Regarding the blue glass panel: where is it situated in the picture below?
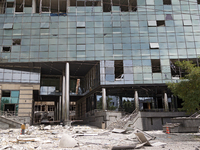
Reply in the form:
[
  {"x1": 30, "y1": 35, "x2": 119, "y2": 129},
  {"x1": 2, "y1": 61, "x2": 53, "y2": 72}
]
[{"x1": 11, "y1": 91, "x2": 19, "y2": 98}]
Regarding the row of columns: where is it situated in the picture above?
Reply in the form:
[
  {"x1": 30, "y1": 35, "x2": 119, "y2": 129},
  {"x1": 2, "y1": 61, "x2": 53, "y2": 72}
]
[{"x1": 101, "y1": 88, "x2": 169, "y2": 111}]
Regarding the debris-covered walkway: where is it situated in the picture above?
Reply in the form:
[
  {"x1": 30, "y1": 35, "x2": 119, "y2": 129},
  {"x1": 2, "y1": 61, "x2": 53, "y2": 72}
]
[{"x1": 0, "y1": 125, "x2": 200, "y2": 150}]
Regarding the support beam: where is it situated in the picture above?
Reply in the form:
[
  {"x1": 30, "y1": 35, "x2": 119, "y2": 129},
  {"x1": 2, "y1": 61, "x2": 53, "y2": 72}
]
[
  {"x1": 134, "y1": 91, "x2": 139, "y2": 110},
  {"x1": 62, "y1": 73, "x2": 65, "y2": 121},
  {"x1": 164, "y1": 93, "x2": 169, "y2": 111},
  {"x1": 65, "y1": 62, "x2": 70, "y2": 121},
  {"x1": 102, "y1": 88, "x2": 107, "y2": 110}
]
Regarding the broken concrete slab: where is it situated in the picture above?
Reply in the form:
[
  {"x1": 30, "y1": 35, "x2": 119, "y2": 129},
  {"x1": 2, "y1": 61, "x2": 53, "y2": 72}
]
[
  {"x1": 59, "y1": 134, "x2": 78, "y2": 148},
  {"x1": 134, "y1": 132, "x2": 151, "y2": 146},
  {"x1": 112, "y1": 128, "x2": 126, "y2": 133}
]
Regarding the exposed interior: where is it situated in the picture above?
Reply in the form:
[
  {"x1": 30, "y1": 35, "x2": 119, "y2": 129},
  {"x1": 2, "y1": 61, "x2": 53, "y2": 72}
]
[
  {"x1": 157, "y1": 20, "x2": 165, "y2": 26},
  {"x1": 114, "y1": 60, "x2": 123, "y2": 78},
  {"x1": 2, "y1": 47, "x2": 11, "y2": 52},
  {"x1": 12, "y1": 39, "x2": 21, "y2": 45},
  {"x1": 151, "y1": 59, "x2": 161, "y2": 73},
  {"x1": 163, "y1": 0, "x2": 171, "y2": 5}
]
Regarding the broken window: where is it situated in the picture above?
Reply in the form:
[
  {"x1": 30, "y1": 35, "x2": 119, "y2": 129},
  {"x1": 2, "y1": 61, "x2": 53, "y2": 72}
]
[
  {"x1": 129, "y1": 0, "x2": 137, "y2": 11},
  {"x1": 170, "y1": 59, "x2": 180, "y2": 79},
  {"x1": 70, "y1": 0, "x2": 76, "y2": 6},
  {"x1": 2, "y1": 47, "x2": 11, "y2": 52},
  {"x1": 59, "y1": 0, "x2": 66, "y2": 13},
  {"x1": 51, "y1": 0, "x2": 58, "y2": 13},
  {"x1": 198, "y1": 0, "x2": 200, "y2": 4},
  {"x1": 42, "y1": 0, "x2": 50, "y2": 12},
  {"x1": 12, "y1": 39, "x2": 21, "y2": 45},
  {"x1": 151, "y1": 59, "x2": 161, "y2": 73},
  {"x1": 170, "y1": 59, "x2": 197, "y2": 79},
  {"x1": 115, "y1": 60, "x2": 124, "y2": 79},
  {"x1": 112, "y1": 0, "x2": 130, "y2": 12},
  {"x1": 35, "y1": 0, "x2": 39, "y2": 13},
  {"x1": 2, "y1": 90, "x2": 11, "y2": 97},
  {"x1": 150, "y1": 43, "x2": 159, "y2": 49},
  {"x1": 77, "y1": 1, "x2": 85, "y2": 6},
  {"x1": 0, "y1": 0, "x2": 6, "y2": 14},
  {"x1": 86, "y1": 1, "x2": 100, "y2": 6},
  {"x1": 163, "y1": 0, "x2": 171, "y2": 5},
  {"x1": 103, "y1": 0, "x2": 111, "y2": 12},
  {"x1": 15, "y1": 0, "x2": 23, "y2": 12},
  {"x1": 157, "y1": 20, "x2": 165, "y2": 26},
  {"x1": 25, "y1": 0, "x2": 32, "y2": 7},
  {"x1": 120, "y1": 0, "x2": 128, "y2": 11},
  {"x1": 7, "y1": 2, "x2": 14, "y2": 8}
]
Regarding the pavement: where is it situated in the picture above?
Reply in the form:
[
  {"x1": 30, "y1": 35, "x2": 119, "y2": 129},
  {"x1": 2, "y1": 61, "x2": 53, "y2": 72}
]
[{"x1": 0, "y1": 125, "x2": 200, "y2": 150}]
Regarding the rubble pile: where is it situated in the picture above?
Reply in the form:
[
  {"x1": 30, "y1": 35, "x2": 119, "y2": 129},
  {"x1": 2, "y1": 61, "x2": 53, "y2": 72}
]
[
  {"x1": 0, "y1": 124, "x2": 199, "y2": 150},
  {"x1": 107, "y1": 109, "x2": 138, "y2": 130}
]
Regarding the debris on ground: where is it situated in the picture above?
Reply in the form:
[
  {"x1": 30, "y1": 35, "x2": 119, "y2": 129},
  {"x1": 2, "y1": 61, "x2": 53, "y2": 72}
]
[{"x1": 0, "y1": 124, "x2": 200, "y2": 150}]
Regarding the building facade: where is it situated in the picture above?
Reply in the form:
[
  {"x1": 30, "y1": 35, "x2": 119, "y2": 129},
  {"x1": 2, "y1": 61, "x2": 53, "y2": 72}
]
[{"x1": 0, "y1": 0, "x2": 196, "y2": 127}]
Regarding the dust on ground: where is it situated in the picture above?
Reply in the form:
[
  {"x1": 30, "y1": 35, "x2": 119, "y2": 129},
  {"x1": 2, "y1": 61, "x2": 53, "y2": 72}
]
[{"x1": 0, "y1": 125, "x2": 200, "y2": 150}]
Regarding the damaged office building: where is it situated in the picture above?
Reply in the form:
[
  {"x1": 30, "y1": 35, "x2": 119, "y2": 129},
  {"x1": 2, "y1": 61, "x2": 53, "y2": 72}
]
[{"x1": 0, "y1": 0, "x2": 197, "y2": 130}]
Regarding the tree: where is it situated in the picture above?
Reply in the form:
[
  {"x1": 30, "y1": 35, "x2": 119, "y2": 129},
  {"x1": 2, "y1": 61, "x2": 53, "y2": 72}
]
[
  {"x1": 122, "y1": 99, "x2": 134, "y2": 113},
  {"x1": 97, "y1": 96, "x2": 117, "y2": 110},
  {"x1": 167, "y1": 60, "x2": 200, "y2": 113}
]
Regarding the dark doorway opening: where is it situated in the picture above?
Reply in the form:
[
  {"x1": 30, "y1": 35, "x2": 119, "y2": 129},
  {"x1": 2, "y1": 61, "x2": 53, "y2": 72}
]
[{"x1": 4, "y1": 104, "x2": 15, "y2": 111}]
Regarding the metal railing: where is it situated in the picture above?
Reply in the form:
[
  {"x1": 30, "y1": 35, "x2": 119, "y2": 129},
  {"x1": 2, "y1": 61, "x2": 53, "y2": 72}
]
[{"x1": 0, "y1": 110, "x2": 18, "y2": 117}]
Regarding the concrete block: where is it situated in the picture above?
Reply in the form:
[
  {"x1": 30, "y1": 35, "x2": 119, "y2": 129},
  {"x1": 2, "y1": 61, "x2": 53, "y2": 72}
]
[{"x1": 59, "y1": 134, "x2": 78, "y2": 148}]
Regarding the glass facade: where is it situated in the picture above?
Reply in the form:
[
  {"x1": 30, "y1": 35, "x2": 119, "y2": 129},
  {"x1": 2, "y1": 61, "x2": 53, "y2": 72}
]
[{"x1": 0, "y1": 0, "x2": 199, "y2": 84}]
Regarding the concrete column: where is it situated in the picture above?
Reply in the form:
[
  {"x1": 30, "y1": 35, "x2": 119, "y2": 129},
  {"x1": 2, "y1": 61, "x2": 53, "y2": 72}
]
[
  {"x1": 62, "y1": 73, "x2": 65, "y2": 121},
  {"x1": 32, "y1": 0, "x2": 36, "y2": 13},
  {"x1": 164, "y1": 93, "x2": 169, "y2": 111},
  {"x1": 54, "y1": 102, "x2": 57, "y2": 121},
  {"x1": 134, "y1": 91, "x2": 139, "y2": 110},
  {"x1": 59, "y1": 96, "x2": 62, "y2": 121},
  {"x1": 57, "y1": 101, "x2": 59, "y2": 121},
  {"x1": 102, "y1": 88, "x2": 107, "y2": 110},
  {"x1": 65, "y1": 62, "x2": 70, "y2": 121}
]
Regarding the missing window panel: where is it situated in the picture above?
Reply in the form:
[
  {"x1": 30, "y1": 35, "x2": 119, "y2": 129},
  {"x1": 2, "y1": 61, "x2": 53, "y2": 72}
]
[
  {"x1": 157, "y1": 20, "x2": 165, "y2": 26},
  {"x1": 129, "y1": 0, "x2": 137, "y2": 12},
  {"x1": 115, "y1": 60, "x2": 124, "y2": 78},
  {"x1": 25, "y1": 0, "x2": 32, "y2": 7},
  {"x1": 151, "y1": 59, "x2": 161, "y2": 73},
  {"x1": 15, "y1": 0, "x2": 23, "y2": 12},
  {"x1": 7, "y1": 2, "x2": 14, "y2": 8},
  {"x1": 163, "y1": 0, "x2": 171, "y2": 5},
  {"x1": 2, "y1": 46, "x2": 11, "y2": 52},
  {"x1": 103, "y1": 0, "x2": 111, "y2": 12},
  {"x1": 12, "y1": 39, "x2": 21, "y2": 45}
]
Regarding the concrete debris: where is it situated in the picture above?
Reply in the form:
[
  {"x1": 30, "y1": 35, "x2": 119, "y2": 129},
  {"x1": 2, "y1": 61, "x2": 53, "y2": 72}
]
[
  {"x1": 0, "y1": 124, "x2": 199, "y2": 150},
  {"x1": 59, "y1": 134, "x2": 78, "y2": 148},
  {"x1": 43, "y1": 125, "x2": 51, "y2": 130},
  {"x1": 107, "y1": 109, "x2": 138, "y2": 130},
  {"x1": 112, "y1": 128, "x2": 126, "y2": 133},
  {"x1": 134, "y1": 132, "x2": 151, "y2": 146}
]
